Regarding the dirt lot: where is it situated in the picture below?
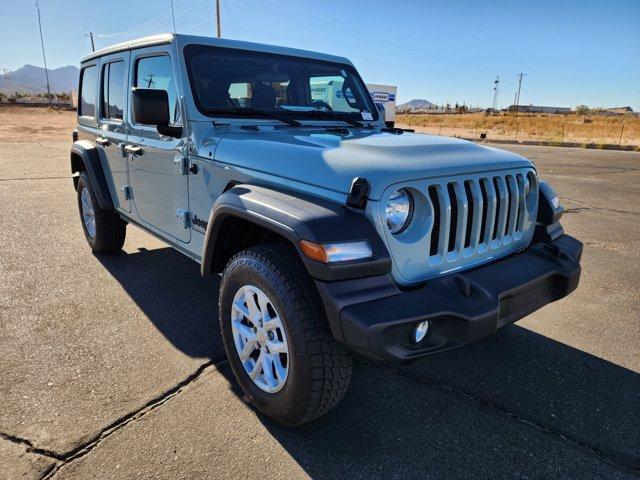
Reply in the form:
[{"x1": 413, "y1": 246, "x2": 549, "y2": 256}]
[
  {"x1": 397, "y1": 112, "x2": 640, "y2": 147},
  {"x1": 1, "y1": 108, "x2": 639, "y2": 479},
  {"x1": 0, "y1": 106, "x2": 76, "y2": 142}
]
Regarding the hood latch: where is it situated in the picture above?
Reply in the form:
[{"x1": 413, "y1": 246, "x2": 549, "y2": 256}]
[{"x1": 347, "y1": 177, "x2": 370, "y2": 210}]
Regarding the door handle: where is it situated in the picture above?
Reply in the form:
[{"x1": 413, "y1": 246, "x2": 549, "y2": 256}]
[
  {"x1": 124, "y1": 145, "x2": 143, "y2": 156},
  {"x1": 95, "y1": 137, "x2": 110, "y2": 147}
]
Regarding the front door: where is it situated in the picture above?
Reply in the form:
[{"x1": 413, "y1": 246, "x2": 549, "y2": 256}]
[
  {"x1": 126, "y1": 49, "x2": 190, "y2": 242},
  {"x1": 96, "y1": 52, "x2": 131, "y2": 212}
]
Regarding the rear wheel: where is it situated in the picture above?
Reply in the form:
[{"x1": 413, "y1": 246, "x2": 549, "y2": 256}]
[
  {"x1": 219, "y1": 243, "x2": 353, "y2": 426},
  {"x1": 76, "y1": 172, "x2": 126, "y2": 253}
]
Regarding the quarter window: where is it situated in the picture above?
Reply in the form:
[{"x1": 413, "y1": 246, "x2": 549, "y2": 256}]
[
  {"x1": 79, "y1": 65, "x2": 97, "y2": 117},
  {"x1": 135, "y1": 55, "x2": 179, "y2": 124},
  {"x1": 101, "y1": 61, "x2": 125, "y2": 120}
]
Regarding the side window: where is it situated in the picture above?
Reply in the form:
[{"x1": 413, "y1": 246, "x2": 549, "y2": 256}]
[
  {"x1": 101, "y1": 61, "x2": 125, "y2": 120},
  {"x1": 79, "y1": 65, "x2": 97, "y2": 117},
  {"x1": 135, "y1": 55, "x2": 179, "y2": 124}
]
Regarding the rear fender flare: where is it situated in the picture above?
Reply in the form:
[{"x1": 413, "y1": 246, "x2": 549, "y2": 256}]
[{"x1": 70, "y1": 140, "x2": 114, "y2": 210}]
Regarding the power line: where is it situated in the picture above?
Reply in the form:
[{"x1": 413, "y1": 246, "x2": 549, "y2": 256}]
[
  {"x1": 223, "y1": 0, "x2": 240, "y2": 37},
  {"x1": 35, "y1": 0, "x2": 52, "y2": 108}
]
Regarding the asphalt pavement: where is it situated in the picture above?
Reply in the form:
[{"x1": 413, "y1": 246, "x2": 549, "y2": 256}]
[{"x1": 1, "y1": 140, "x2": 638, "y2": 479}]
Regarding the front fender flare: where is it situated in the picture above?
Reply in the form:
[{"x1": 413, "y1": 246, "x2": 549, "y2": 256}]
[{"x1": 201, "y1": 184, "x2": 391, "y2": 282}]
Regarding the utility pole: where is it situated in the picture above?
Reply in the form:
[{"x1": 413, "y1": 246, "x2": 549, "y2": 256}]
[
  {"x1": 35, "y1": 0, "x2": 53, "y2": 108},
  {"x1": 514, "y1": 73, "x2": 526, "y2": 116},
  {"x1": 216, "y1": 0, "x2": 221, "y2": 37},
  {"x1": 170, "y1": 0, "x2": 177, "y2": 33},
  {"x1": 86, "y1": 32, "x2": 95, "y2": 52},
  {"x1": 491, "y1": 75, "x2": 500, "y2": 111}
]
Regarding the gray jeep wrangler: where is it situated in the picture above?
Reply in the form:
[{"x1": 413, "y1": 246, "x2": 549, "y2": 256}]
[{"x1": 71, "y1": 34, "x2": 582, "y2": 425}]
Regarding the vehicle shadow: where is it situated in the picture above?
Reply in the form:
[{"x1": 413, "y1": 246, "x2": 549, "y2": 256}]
[
  {"x1": 95, "y1": 246, "x2": 223, "y2": 360},
  {"x1": 97, "y1": 246, "x2": 640, "y2": 479}
]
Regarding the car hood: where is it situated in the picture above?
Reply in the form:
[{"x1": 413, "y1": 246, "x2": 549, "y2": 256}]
[{"x1": 195, "y1": 124, "x2": 534, "y2": 200}]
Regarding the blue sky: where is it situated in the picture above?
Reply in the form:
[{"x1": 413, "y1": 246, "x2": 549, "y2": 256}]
[{"x1": 1, "y1": 0, "x2": 638, "y2": 109}]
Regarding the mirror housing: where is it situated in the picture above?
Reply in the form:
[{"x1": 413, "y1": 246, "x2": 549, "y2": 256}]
[
  {"x1": 131, "y1": 88, "x2": 183, "y2": 139},
  {"x1": 132, "y1": 88, "x2": 169, "y2": 125}
]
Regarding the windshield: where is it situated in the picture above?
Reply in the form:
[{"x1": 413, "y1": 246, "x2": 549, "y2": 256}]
[{"x1": 184, "y1": 44, "x2": 378, "y2": 123}]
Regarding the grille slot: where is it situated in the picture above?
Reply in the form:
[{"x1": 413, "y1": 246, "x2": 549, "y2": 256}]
[
  {"x1": 447, "y1": 184, "x2": 458, "y2": 252},
  {"x1": 463, "y1": 181, "x2": 474, "y2": 248},
  {"x1": 428, "y1": 186, "x2": 440, "y2": 257}
]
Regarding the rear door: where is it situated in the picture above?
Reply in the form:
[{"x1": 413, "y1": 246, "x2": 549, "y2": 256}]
[
  {"x1": 126, "y1": 48, "x2": 190, "y2": 242},
  {"x1": 96, "y1": 52, "x2": 131, "y2": 212}
]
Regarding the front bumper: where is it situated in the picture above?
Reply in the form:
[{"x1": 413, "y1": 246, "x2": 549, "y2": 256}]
[{"x1": 315, "y1": 235, "x2": 582, "y2": 362}]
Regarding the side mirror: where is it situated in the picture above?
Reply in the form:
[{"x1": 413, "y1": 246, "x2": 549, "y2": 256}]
[{"x1": 131, "y1": 88, "x2": 182, "y2": 138}]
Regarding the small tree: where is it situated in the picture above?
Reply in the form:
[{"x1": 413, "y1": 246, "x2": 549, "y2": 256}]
[{"x1": 575, "y1": 104, "x2": 590, "y2": 115}]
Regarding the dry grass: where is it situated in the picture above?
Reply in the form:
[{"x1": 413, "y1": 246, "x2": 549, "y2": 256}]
[
  {"x1": 1, "y1": 106, "x2": 638, "y2": 149},
  {"x1": 397, "y1": 112, "x2": 640, "y2": 147},
  {"x1": 0, "y1": 106, "x2": 76, "y2": 142}
]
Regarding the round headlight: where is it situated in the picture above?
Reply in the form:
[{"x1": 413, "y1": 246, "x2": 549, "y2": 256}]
[{"x1": 386, "y1": 189, "x2": 413, "y2": 234}]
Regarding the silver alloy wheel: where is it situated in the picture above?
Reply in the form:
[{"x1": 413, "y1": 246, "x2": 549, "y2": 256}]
[
  {"x1": 80, "y1": 187, "x2": 96, "y2": 238},
  {"x1": 231, "y1": 285, "x2": 290, "y2": 393}
]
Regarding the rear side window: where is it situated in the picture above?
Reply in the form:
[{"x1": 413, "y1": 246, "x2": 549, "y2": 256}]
[
  {"x1": 79, "y1": 65, "x2": 97, "y2": 117},
  {"x1": 134, "y1": 55, "x2": 178, "y2": 124},
  {"x1": 101, "y1": 61, "x2": 125, "y2": 120}
]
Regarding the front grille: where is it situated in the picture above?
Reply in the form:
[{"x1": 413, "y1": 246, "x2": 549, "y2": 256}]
[
  {"x1": 372, "y1": 167, "x2": 537, "y2": 285},
  {"x1": 426, "y1": 171, "x2": 532, "y2": 261}
]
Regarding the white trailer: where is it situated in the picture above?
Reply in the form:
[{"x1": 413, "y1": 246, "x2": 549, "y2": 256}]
[{"x1": 366, "y1": 83, "x2": 397, "y2": 127}]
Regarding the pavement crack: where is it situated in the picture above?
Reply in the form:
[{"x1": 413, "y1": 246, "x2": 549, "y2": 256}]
[
  {"x1": 563, "y1": 197, "x2": 640, "y2": 216},
  {"x1": 373, "y1": 364, "x2": 640, "y2": 477},
  {"x1": 38, "y1": 357, "x2": 226, "y2": 479},
  {"x1": 0, "y1": 432, "x2": 64, "y2": 461}
]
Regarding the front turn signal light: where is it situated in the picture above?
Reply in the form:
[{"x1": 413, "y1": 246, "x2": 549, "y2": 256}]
[{"x1": 299, "y1": 240, "x2": 373, "y2": 263}]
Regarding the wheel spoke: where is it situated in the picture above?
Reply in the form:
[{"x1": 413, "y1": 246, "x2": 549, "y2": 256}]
[
  {"x1": 245, "y1": 291, "x2": 261, "y2": 322},
  {"x1": 250, "y1": 350, "x2": 264, "y2": 380},
  {"x1": 238, "y1": 339, "x2": 257, "y2": 361},
  {"x1": 271, "y1": 354, "x2": 287, "y2": 381},
  {"x1": 267, "y1": 338, "x2": 287, "y2": 354},
  {"x1": 261, "y1": 353, "x2": 276, "y2": 387},
  {"x1": 233, "y1": 300, "x2": 251, "y2": 321},
  {"x1": 232, "y1": 320, "x2": 256, "y2": 342},
  {"x1": 257, "y1": 293, "x2": 271, "y2": 322},
  {"x1": 263, "y1": 315, "x2": 281, "y2": 331}
]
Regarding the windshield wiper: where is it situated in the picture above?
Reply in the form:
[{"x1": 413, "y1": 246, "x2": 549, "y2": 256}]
[
  {"x1": 204, "y1": 107, "x2": 301, "y2": 127},
  {"x1": 289, "y1": 109, "x2": 364, "y2": 127}
]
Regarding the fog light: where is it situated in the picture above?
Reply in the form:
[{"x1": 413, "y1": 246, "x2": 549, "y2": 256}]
[{"x1": 414, "y1": 321, "x2": 430, "y2": 343}]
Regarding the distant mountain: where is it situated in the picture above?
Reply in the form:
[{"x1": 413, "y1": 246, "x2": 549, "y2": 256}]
[
  {"x1": 397, "y1": 99, "x2": 437, "y2": 111},
  {"x1": 0, "y1": 64, "x2": 79, "y2": 95}
]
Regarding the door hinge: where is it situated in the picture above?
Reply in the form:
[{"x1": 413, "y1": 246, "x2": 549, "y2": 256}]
[
  {"x1": 174, "y1": 157, "x2": 188, "y2": 175},
  {"x1": 177, "y1": 209, "x2": 190, "y2": 229},
  {"x1": 120, "y1": 186, "x2": 132, "y2": 200}
]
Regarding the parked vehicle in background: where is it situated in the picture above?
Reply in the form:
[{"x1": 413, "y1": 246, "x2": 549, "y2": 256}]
[
  {"x1": 70, "y1": 34, "x2": 582, "y2": 426},
  {"x1": 366, "y1": 83, "x2": 397, "y2": 127}
]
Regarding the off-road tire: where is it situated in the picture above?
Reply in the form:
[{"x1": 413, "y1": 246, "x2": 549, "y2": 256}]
[
  {"x1": 76, "y1": 172, "x2": 126, "y2": 253},
  {"x1": 219, "y1": 243, "x2": 353, "y2": 426}
]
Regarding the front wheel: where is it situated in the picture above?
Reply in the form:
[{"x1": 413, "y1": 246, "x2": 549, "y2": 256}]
[{"x1": 219, "y1": 243, "x2": 353, "y2": 426}]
